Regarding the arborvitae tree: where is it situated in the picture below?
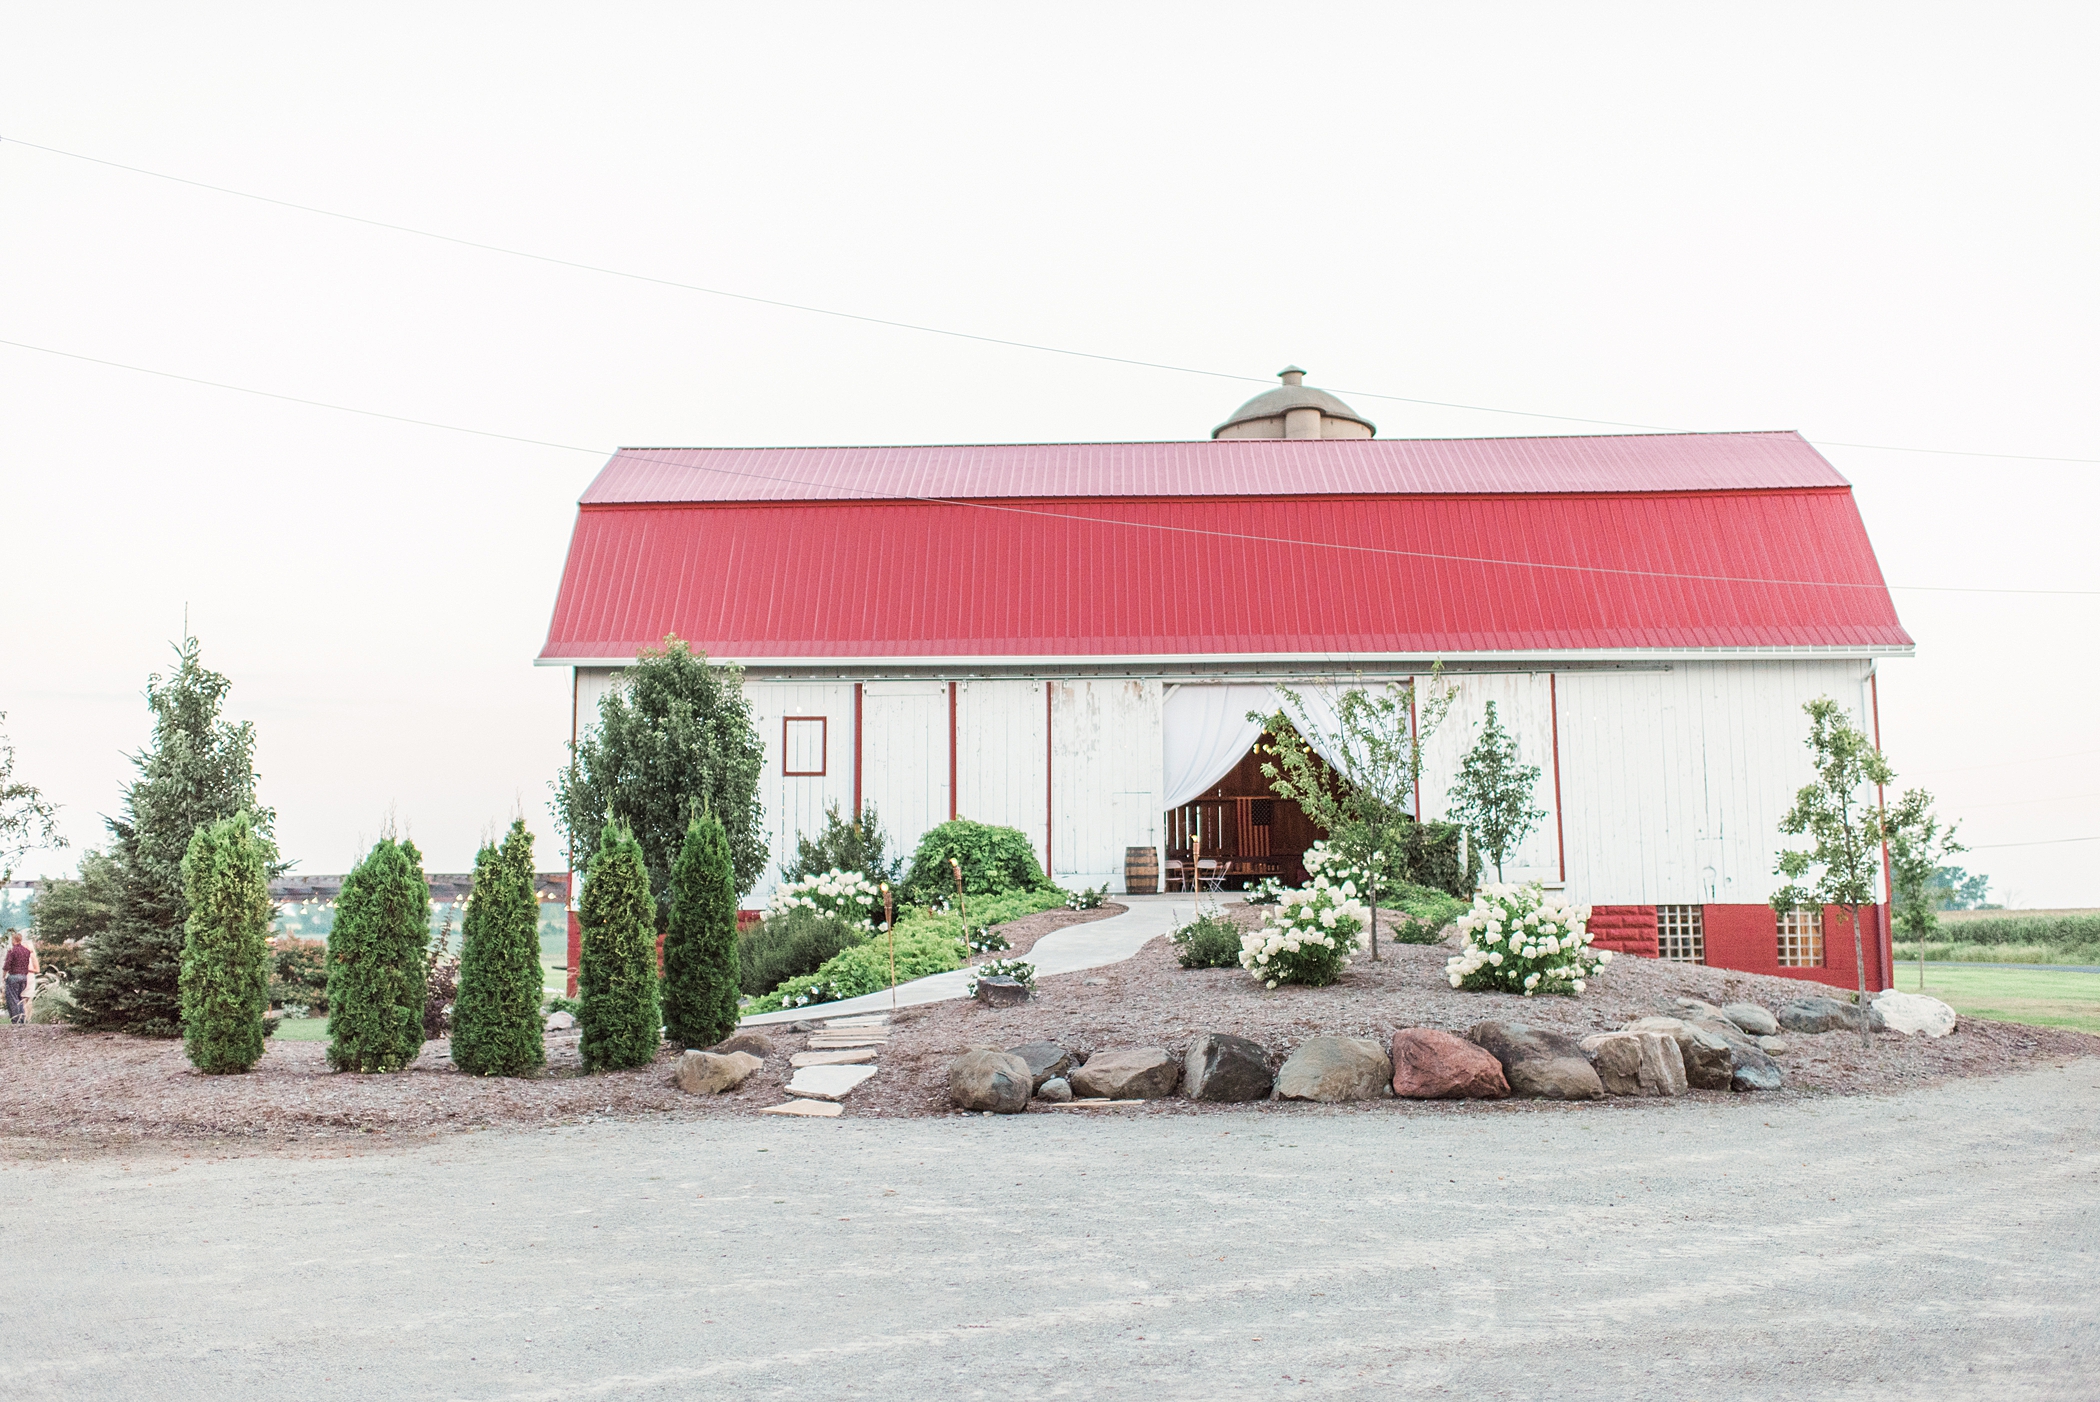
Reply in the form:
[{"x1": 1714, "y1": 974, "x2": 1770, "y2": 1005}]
[
  {"x1": 178, "y1": 810, "x2": 276, "y2": 1073},
  {"x1": 74, "y1": 636, "x2": 276, "y2": 1037},
  {"x1": 662, "y1": 810, "x2": 741, "y2": 1047},
  {"x1": 451, "y1": 820, "x2": 546, "y2": 1076},
  {"x1": 578, "y1": 820, "x2": 661, "y2": 1071},
  {"x1": 327, "y1": 835, "x2": 431, "y2": 1073}
]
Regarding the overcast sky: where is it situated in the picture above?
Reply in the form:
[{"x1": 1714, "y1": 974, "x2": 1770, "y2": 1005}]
[{"x1": 4, "y1": 5, "x2": 2095, "y2": 905}]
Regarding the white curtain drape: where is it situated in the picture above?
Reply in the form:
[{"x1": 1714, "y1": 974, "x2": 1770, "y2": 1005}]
[
  {"x1": 1162, "y1": 684, "x2": 1276, "y2": 810},
  {"x1": 1162, "y1": 681, "x2": 1415, "y2": 816}
]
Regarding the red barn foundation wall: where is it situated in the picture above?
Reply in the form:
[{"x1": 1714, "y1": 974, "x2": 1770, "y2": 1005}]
[{"x1": 1587, "y1": 902, "x2": 1890, "y2": 992}]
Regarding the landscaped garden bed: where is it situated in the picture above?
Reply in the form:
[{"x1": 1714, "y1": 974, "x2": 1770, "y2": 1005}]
[{"x1": 5, "y1": 903, "x2": 2095, "y2": 1153}]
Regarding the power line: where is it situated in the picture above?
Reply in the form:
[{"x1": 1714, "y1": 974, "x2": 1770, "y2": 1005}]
[
  {"x1": 10, "y1": 134, "x2": 2099, "y2": 465},
  {"x1": 1967, "y1": 834, "x2": 2100, "y2": 849},
  {"x1": 8, "y1": 334, "x2": 2100, "y2": 600}
]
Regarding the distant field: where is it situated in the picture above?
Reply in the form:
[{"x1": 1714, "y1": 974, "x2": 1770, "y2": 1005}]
[
  {"x1": 1939, "y1": 907, "x2": 2100, "y2": 923},
  {"x1": 1895, "y1": 965, "x2": 2100, "y2": 1035}
]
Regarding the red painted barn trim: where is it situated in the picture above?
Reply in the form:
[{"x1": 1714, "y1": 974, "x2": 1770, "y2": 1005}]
[
  {"x1": 948, "y1": 681, "x2": 958, "y2": 821},
  {"x1": 1409, "y1": 678, "x2": 1421, "y2": 819},
  {"x1": 852, "y1": 682, "x2": 864, "y2": 815},
  {"x1": 1549, "y1": 672, "x2": 1566, "y2": 884},
  {"x1": 1045, "y1": 683, "x2": 1055, "y2": 878}
]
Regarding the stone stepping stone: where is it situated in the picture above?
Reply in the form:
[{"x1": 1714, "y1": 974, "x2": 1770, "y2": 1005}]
[
  {"x1": 1040, "y1": 1098, "x2": 1150, "y2": 1109},
  {"x1": 786, "y1": 1064, "x2": 879, "y2": 1102},
  {"x1": 820, "y1": 1015, "x2": 889, "y2": 1028},
  {"x1": 807, "y1": 1034, "x2": 887, "y2": 1049},
  {"x1": 759, "y1": 1100, "x2": 842, "y2": 1118},
  {"x1": 791, "y1": 1048, "x2": 878, "y2": 1068}
]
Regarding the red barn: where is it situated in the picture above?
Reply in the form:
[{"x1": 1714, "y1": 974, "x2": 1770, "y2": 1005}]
[{"x1": 542, "y1": 372, "x2": 1910, "y2": 990}]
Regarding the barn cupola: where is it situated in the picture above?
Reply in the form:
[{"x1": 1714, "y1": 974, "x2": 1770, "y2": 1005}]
[{"x1": 1211, "y1": 365, "x2": 1377, "y2": 440}]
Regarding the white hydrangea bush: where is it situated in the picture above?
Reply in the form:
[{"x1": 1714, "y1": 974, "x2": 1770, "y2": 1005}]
[
  {"x1": 1444, "y1": 882, "x2": 1610, "y2": 996},
  {"x1": 1239, "y1": 870, "x2": 1369, "y2": 988},
  {"x1": 767, "y1": 868, "x2": 883, "y2": 930}
]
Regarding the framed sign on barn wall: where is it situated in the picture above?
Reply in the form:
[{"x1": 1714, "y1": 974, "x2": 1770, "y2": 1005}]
[{"x1": 783, "y1": 716, "x2": 827, "y2": 776}]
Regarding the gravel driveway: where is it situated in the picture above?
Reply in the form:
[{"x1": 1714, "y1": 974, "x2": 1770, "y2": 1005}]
[{"x1": 7, "y1": 1060, "x2": 2097, "y2": 1400}]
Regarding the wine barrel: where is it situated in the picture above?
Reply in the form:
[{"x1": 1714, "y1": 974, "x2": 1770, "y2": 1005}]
[{"x1": 1124, "y1": 845, "x2": 1159, "y2": 895}]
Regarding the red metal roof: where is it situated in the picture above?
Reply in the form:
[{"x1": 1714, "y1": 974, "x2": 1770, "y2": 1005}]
[
  {"x1": 541, "y1": 435, "x2": 1911, "y2": 661},
  {"x1": 583, "y1": 431, "x2": 1848, "y2": 505}
]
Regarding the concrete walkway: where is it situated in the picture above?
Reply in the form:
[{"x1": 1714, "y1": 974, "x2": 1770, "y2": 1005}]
[{"x1": 740, "y1": 894, "x2": 1200, "y2": 1026}]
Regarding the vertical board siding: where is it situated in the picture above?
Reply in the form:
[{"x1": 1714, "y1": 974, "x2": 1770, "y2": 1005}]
[
  {"x1": 1556, "y1": 661, "x2": 1872, "y2": 906},
  {"x1": 860, "y1": 680, "x2": 952, "y2": 875},
  {"x1": 1416, "y1": 672, "x2": 1561, "y2": 886},
  {"x1": 745, "y1": 679, "x2": 858, "y2": 907},
  {"x1": 1050, "y1": 679, "x2": 1164, "y2": 892},
  {"x1": 956, "y1": 680, "x2": 1050, "y2": 869}
]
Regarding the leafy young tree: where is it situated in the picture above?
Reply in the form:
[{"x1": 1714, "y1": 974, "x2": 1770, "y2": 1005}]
[
  {"x1": 178, "y1": 810, "x2": 276, "y2": 1074},
  {"x1": 327, "y1": 835, "x2": 432, "y2": 1073},
  {"x1": 73, "y1": 637, "x2": 277, "y2": 1037},
  {"x1": 1444, "y1": 700, "x2": 1548, "y2": 882},
  {"x1": 1881, "y1": 789, "x2": 1964, "y2": 993},
  {"x1": 903, "y1": 819, "x2": 1049, "y2": 903},
  {"x1": 781, "y1": 802, "x2": 904, "y2": 890},
  {"x1": 1252, "y1": 668, "x2": 1458, "y2": 960},
  {"x1": 577, "y1": 820, "x2": 662, "y2": 1071},
  {"x1": 553, "y1": 636, "x2": 768, "y2": 918},
  {"x1": 450, "y1": 820, "x2": 546, "y2": 1077},
  {"x1": 0, "y1": 711, "x2": 65, "y2": 883},
  {"x1": 662, "y1": 809, "x2": 742, "y2": 1047},
  {"x1": 1772, "y1": 696, "x2": 1893, "y2": 1050}
]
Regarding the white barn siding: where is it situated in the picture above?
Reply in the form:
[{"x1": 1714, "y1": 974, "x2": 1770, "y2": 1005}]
[
  {"x1": 1417, "y1": 672, "x2": 1562, "y2": 887},
  {"x1": 1049, "y1": 679, "x2": 1164, "y2": 892},
  {"x1": 745, "y1": 680, "x2": 857, "y2": 905},
  {"x1": 1555, "y1": 660, "x2": 1874, "y2": 907},
  {"x1": 956, "y1": 680, "x2": 1050, "y2": 869},
  {"x1": 860, "y1": 680, "x2": 951, "y2": 874}
]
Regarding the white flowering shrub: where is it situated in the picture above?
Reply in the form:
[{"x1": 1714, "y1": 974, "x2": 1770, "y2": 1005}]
[
  {"x1": 767, "y1": 868, "x2": 882, "y2": 931},
  {"x1": 1238, "y1": 875, "x2": 1369, "y2": 988},
  {"x1": 1444, "y1": 883, "x2": 1610, "y2": 996},
  {"x1": 967, "y1": 958, "x2": 1036, "y2": 995},
  {"x1": 1243, "y1": 877, "x2": 1289, "y2": 906}
]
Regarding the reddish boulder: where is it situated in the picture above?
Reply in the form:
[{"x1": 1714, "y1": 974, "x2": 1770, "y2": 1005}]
[{"x1": 1390, "y1": 1028, "x2": 1510, "y2": 1099}]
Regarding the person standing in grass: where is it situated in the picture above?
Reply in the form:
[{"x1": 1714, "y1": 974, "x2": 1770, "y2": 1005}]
[{"x1": 4, "y1": 931, "x2": 30, "y2": 1023}]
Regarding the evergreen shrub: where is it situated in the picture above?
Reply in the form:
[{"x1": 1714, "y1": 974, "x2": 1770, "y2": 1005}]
[
  {"x1": 577, "y1": 821, "x2": 662, "y2": 1071},
  {"x1": 781, "y1": 801, "x2": 904, "y2": 890},
  {"x1": 1401, "y1": 820, "x2": 1481, "y2": 900},
  {"x1": 326, "y1": 836, "x2": 431, "y2": 1073},
  {"x1": 904, "y1": 819, "x2": 1049, "y2": 903},
  {"x1": 450, "y1": 820, "x2": 546, "y2": 1076},
  {"x1": 735, "y1": 907, "x2": 867, "y2": 997},
  {"x1": 177, "y1": 810, "x2": 276, "y2": 1074},
  {"x1": 662, "y1": 811, "x2": 742, "y2": 1047}
]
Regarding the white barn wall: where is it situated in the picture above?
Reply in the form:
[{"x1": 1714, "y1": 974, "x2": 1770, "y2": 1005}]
[
  {"x1": 860, "y1": 680, "x2": 951, "y2": 878},
  {"x1": 1050, "y1": 679, "x2": 1163, "y2": 892},
  {"x1": 956, "y1": 680, "x2": 1050, "y2": 870},
  {"x1": 745, "y1": 679, "x2": 857, "y2": 906},
  {"x1": 1555, "y1": 660, "x2": 1874, "y2": 907},
  {"x1": 1417, "y1": 672, "x2": 1561, "y2": 887}
]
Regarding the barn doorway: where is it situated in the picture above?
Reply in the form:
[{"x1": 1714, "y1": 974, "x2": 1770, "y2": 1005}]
[{"x1": 1162, "y1": 733, "x2": 1327, "y2": 890}]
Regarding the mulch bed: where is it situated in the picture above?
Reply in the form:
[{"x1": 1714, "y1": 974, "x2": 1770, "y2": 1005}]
[{"x1": 5, "y1": 902, "x2": 2094, "y2": 1154}]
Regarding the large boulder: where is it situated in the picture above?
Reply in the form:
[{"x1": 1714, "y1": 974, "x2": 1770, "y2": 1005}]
[
  {"x1": 1183, "y1": 1033, "x2": 1275, "y2": 1102},
  {"x1": 974, "y1": 976, "x2": 1031, "y2": 1007},
  {"x1": 1625, "y1": 1016, "x2": 1735, "y2": 1091},
  {"x1": 1719, "y1": 1003, "x2": 1779, "y2": 1038},
  {"x1": 1778, "y1": 996, "x2": 1887, "y2": 1035},
  {"x1": 1007, "y1": 1041, "x2": 1075, "y2": 1090},
  {"x1": 712, "y1": 1029, "x2": 773, "y2": 1058},
  {"x1": 948, "y1": 1049, "x2": 1034, "y2": 1113},
  {"x1": 1466, "y1": 1022, "x2": 1604, "y2": 1101},
  {"x1": 1390, "y1": 1028, "x2": 1509, "y2": 1100},
  {"x1": 673, "y1": 1049, "x2": 762, "y2": 1094},
  {"x1": 1685, "y1": 1019, "x2": 1786, "y2": 1093},
  {"x1": 1873, "y1": 990, "x2": 1959, "y2": 1038},
  {"x1": 1579, "y1": 1031, "x2": 1687, "y2": 1097},
  {"x1": 1275, "y1": 1037, "x2": 1394, "y2": 1102},
  {"x1": 1070, "y1": 1047, "x2": 1181, "y2": 1100}
]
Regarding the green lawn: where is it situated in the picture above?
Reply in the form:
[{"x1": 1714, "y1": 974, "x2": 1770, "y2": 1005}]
[
  {"x1": 274, "y1": 1016, "x2": 330, "y2": 1042},
  {"x1": 1894, "y1": 964, "x2": 2100, "y2": 1034}
]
